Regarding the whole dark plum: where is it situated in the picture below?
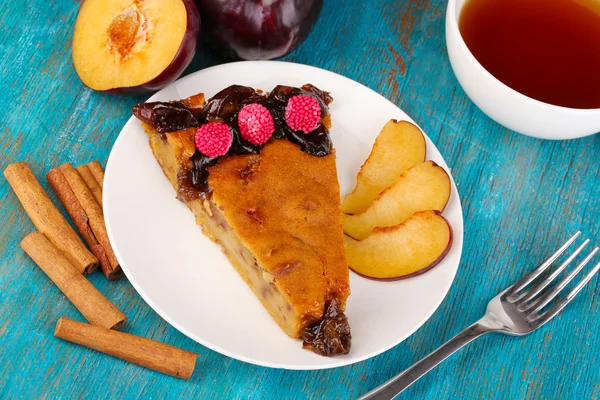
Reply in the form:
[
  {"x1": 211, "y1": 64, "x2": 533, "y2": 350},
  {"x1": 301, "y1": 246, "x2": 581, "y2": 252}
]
[{"x1": 196, "y1": 0, "x2": 323, "y2": 60}]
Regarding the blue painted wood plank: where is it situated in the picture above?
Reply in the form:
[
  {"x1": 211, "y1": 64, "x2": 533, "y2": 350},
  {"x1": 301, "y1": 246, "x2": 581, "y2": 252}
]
[{"x1": 1, "y1": 0, "x2": 599, "y2": 399}]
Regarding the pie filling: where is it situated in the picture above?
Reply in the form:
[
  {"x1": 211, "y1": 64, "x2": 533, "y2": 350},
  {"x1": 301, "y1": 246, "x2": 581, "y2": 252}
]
[
  {"x1": 189, "y1": 199, "x2": 303, "y2": 337},
  {"x1": 135, "y1": 84, "x2": 351, "y2": 356}
]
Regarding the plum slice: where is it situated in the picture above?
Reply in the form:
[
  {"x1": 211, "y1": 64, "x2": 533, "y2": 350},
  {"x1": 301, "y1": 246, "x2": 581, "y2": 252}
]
[
  {"x1": 341, "y1": 120, "x2": 426, "y2": 215},
  {"x1": 343, "y1": 161, "x2": 451, "y2": 240},
  {"x1": 345, "y1": 210, "x2": 453, "y2": 280},
  {"x1": 72, "y1": 0, "x2": 200, "y2": 94}
]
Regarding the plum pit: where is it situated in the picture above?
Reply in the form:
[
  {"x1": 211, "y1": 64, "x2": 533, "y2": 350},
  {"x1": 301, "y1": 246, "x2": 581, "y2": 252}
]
[{"x1": 107, "y1": 7, "x2": 145, "y2": 57}]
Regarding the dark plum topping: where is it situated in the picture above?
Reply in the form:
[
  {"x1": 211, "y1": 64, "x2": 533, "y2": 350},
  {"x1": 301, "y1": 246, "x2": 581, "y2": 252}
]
[
  {"x1": 301, "y1": 298, "x2": 351, "y2": 357},
  {"x1": 132, "y1": 84, "x2": 333, "y2": 195},
  {"x1": 132, "y1": 101, "x2": 199, "y2": 133},
  {"x1": 267, "y1": 84, "x2": 332, "y2": 157},
  {"x1": 189, "y1": 150, "x2": 219, "y2": 192}
]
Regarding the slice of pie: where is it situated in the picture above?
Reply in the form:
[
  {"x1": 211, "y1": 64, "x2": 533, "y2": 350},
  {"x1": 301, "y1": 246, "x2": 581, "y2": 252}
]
[{"x1": 132, "y1": 84, "x2": 351, "y2": 356}]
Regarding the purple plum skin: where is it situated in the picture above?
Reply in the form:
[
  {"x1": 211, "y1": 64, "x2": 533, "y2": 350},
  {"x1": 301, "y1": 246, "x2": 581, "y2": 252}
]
[{"x1": 196, "y1": 0, "x2": 322, "y2": 60}]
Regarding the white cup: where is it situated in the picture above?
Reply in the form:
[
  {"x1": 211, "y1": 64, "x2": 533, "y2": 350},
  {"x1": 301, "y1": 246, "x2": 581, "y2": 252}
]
[{"x1": 445, "y1": 0, "x2": 600, "y2": 140}]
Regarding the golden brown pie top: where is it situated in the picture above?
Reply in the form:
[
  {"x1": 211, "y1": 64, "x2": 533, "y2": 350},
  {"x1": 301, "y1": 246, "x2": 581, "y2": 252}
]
[{"x1": 208, "y1": 139, "x2": 350, "y2": 322}]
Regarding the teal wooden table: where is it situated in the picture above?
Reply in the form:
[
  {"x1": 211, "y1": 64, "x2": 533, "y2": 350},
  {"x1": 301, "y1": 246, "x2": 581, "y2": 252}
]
[{"x1": 1, "y1": 1, "x2": 599, "y2": 399}]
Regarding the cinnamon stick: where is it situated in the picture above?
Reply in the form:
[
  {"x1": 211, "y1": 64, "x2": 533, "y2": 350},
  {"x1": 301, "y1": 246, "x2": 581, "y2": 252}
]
[
  {"x1": 47, "y1": 168, "x2": 114, "y2": 278},
  {"x1": 87, "y1": 161, "x2": 104, "y2": 190},
  {"x1": 55, "y1": 318, "x2": 197, "y2": 379},
  {"x1": 76, "y1": 164, "x2": 103, "y2": 207},
  {"x1": 21, "y1": 232, "x2": 126, "y2": 329},
  {"x1": 55, "y1": 163, "x2": 122, "y2": 280},
  {"x1": 4, "y1": 162, "x2": 98, "y2": 274}
]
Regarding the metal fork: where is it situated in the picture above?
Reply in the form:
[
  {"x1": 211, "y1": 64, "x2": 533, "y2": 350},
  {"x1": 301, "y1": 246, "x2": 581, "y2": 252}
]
[{"x1": 359, "y1": 231, "x2": 600, "y2": 400}]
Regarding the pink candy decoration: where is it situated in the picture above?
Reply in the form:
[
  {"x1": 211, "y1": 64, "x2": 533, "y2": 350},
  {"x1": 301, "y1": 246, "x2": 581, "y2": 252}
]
[
  {"x1": 284, "y1": 95, "x2": 321, "y2": 134},
  {"x1": 195, "y1": 122, "x2": 233, "y2": 158},
  {"x1": 238, "y1": 103, "x2": 275, "y2": 145}
]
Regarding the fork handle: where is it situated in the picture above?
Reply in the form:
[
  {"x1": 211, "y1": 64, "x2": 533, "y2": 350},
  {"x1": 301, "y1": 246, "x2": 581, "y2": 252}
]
[{"x1": 358, "y1": 322, "x2": 493, "y2": 400}]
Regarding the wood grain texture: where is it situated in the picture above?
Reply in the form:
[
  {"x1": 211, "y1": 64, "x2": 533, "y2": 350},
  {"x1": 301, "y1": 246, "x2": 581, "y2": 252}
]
[{"x1": 0, "y1": 0, "x2": 599, "y2": 399}]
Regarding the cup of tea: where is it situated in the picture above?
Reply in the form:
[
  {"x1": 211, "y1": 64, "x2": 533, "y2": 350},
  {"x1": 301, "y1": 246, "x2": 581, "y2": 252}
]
[{"x1": 445, "y1": 0, "x2": 600, "y2": 139}]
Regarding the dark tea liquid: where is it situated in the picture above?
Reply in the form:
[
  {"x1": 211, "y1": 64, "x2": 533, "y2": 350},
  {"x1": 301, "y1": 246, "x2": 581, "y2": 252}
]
[{"x1": 459, "y1": 0, "x2": 600, "y2": 109}]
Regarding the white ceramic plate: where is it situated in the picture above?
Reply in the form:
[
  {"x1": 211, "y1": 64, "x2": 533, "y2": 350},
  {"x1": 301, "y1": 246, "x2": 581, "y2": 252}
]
[{"x1": 104, "y1": 61, "x2": 463, "y2": 370}]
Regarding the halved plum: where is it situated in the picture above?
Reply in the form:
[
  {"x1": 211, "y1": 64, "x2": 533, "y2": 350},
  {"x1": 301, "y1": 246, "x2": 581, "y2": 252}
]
[{"x1": 72, "y1": 0, "x2": 200, "y2": 94}]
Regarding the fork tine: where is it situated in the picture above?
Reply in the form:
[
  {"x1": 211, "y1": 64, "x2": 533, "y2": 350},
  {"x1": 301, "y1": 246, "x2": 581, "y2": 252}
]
[
  {"x1": 509, "y1": 231, "x2": 581, "y2": 297},
  {"x1": 517, "y1": 239, "x2": 590, "y2": 310},
  {"x1": 528, "y1": 247, "x2": 599, "y2": 315},
  {"x1": 531, "y1": 259, "x2": 600, "y2": 324}
]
